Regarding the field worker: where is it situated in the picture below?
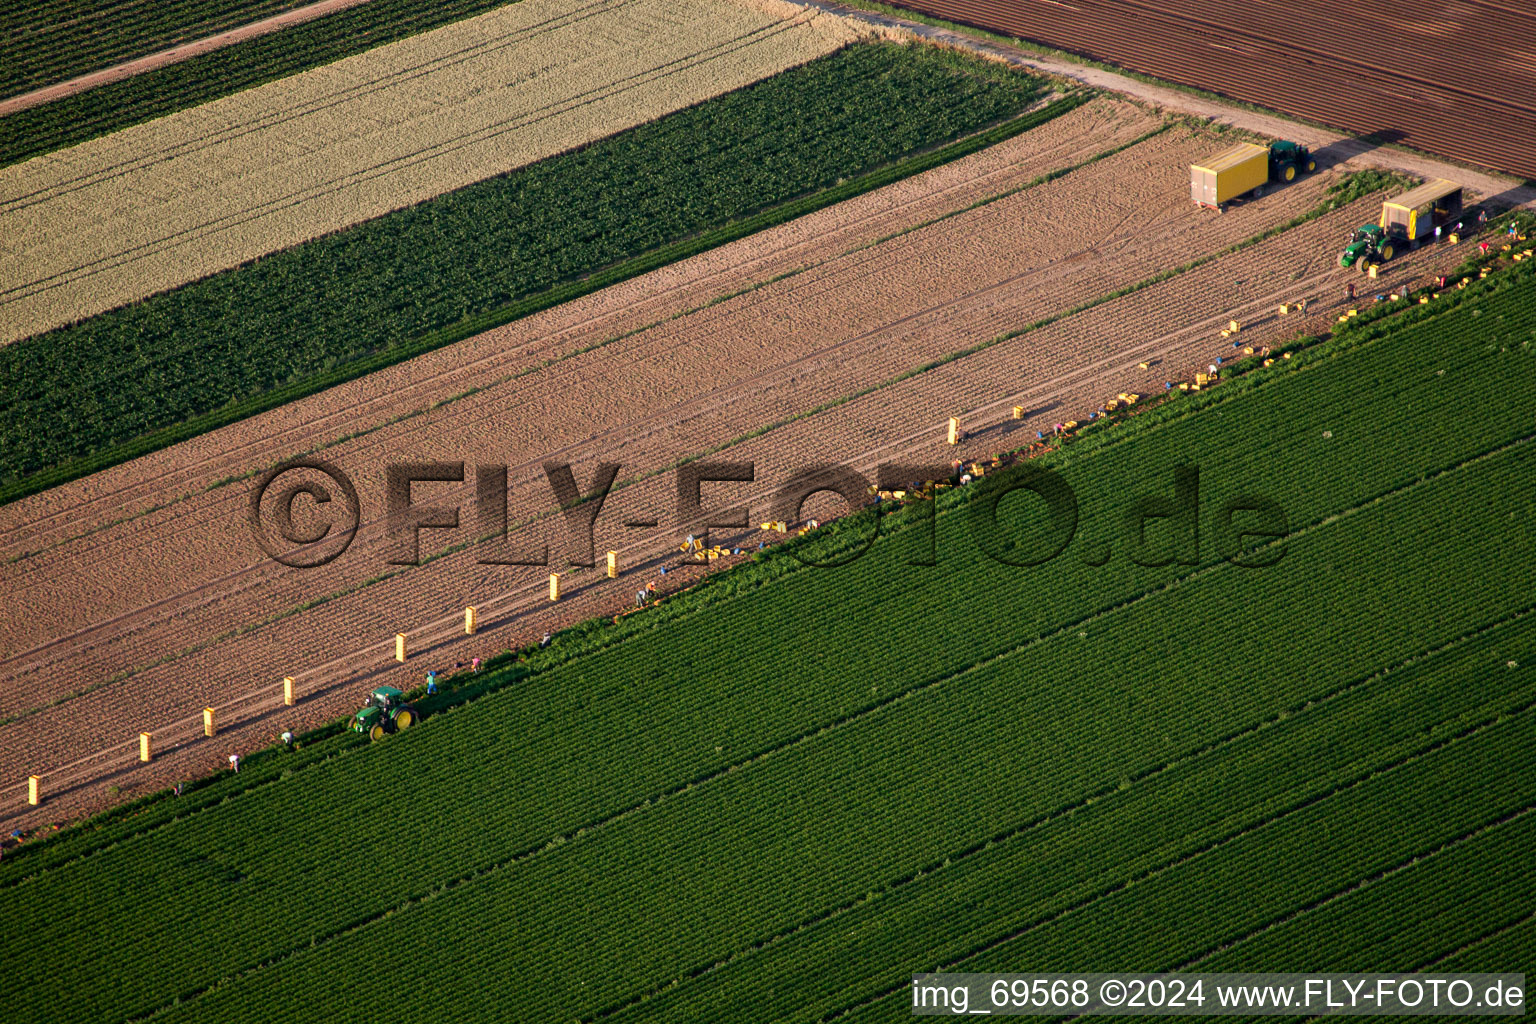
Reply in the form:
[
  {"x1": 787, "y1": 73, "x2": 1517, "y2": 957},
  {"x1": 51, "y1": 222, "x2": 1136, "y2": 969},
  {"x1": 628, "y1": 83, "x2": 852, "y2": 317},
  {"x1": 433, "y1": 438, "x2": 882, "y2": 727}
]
[
  {"x1": 634, "y1": 590, "x2": 648, "y2": 608},
  {"x1": 426, "y1": 669, "x2": 437, "y2": 695},
  {"x1": 281, "y1": 730, "x2": 295, "y2": 746},
  {"x1": 1435, "y1": 225, "x2": 1442, "y2": 242},
  {"x1": 1479, "y1": 241, "x2": 1491, "y2": 255},
  {"x1": 541, "y1": 632, "x2": 552, "y2": 648},
  {"x1": 228, "y1": 753, "x2": 240, "y2": 773},
  {"x1": 1478, "y1": 209, "x2": 1487, "y2": 227},
  {"x1": 646, "y1": 581, "x2": 658, "y2": 597},
  {"x1": 1346, "y1": 282, "x2": 1356, "y2": 301},
  {"x1": 1511, "y1": 221, "x2": 1519, "y2": 237},
  {"x1": 471, "y1": 657, "x2": 481, "y2": 673}
]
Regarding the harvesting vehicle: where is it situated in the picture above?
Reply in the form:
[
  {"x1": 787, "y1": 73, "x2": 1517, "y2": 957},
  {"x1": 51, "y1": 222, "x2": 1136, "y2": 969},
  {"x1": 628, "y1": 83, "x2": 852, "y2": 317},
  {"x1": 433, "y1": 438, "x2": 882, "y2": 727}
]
[
  {"x1": 1190, "y1": 140, "x2": 1316, "y2": 209},
  {"x1": 1344, "y1": 181, "x2": 1467, "y2": 269},
  {"x1": 352, "y1": 686, "x2": 416, "y2": 741},
  {"x1": 1339, "y1": 223, "x2": 1396, "y2": 270}
]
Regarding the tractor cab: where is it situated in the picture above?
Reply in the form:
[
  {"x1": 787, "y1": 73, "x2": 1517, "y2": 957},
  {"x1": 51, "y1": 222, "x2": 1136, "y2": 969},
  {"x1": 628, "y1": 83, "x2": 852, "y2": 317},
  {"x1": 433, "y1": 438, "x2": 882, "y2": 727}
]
[
  {"x1": 1267, "y1": 140, "x2": 1315, "y2": 183},
  {"x1": 352, "y1": 685, "x2": 417, "y2": 741},
  {"x1": 1340, "y1": 223, "x2": 1395, "y2": 269}
]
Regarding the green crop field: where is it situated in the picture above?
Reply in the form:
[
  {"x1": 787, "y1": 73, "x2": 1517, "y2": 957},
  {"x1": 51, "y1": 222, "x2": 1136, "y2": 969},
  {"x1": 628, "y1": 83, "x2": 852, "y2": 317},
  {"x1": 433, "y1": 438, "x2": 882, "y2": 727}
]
[
  {"x1": 0, "y1": 42, "x2": 1060, "y2": 504},
  {"x1": 3, "y1": 267, "x2": 1531, "y2": 1023},
  {"x1": 0, "y1": 0, "x2": 317, "y2": 100}
]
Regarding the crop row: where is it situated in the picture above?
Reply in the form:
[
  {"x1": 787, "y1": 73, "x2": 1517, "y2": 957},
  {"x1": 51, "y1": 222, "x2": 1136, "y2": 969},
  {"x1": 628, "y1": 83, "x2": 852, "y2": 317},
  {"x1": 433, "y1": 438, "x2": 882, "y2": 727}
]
[
  {"x1": 2, "y1": 285, "x2": 1532, "y2": 1020},
  {"x1": 0, "y1": 0, "x2": 312, "y2": 99},
  {"x1": 1198, "y1": 806, "x2": 1535, "y2": 974},
  {"x1": 860, "y1": 721, "x2": 1536, "y2": 1023},
  {"x1": 0, "y1": 42, "x2": 1049, "y2": 497},
  {"x1": 787, "y1": 724, "x2": 1536, "y2": 1024},
  {"x1": 0, "y1": 0, "x2": 512, "y2": 164}
]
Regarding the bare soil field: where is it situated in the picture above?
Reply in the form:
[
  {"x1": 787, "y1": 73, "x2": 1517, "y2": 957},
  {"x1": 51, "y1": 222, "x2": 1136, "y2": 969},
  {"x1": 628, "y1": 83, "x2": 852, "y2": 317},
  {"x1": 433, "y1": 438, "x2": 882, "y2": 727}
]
[
  {"x1": 0, "y1": 0, "x2": 859, "y2": 343},
  {"x1": 0, "y1": 103, "x2": 1475, "y2": 826},
  {"x1": 880, "y1": 0, "x2": 1536, "y2": 180}
]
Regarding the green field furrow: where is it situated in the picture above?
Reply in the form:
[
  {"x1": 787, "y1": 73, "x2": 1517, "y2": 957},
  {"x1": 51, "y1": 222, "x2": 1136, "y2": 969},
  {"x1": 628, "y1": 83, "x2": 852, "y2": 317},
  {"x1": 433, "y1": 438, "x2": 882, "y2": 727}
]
[
  {"x1": 0, "y1": 43, "x2": 1051, "y2": 501},
  {"x1": 832, "y1": 721, "x2": 1536, "y2": 1022},
  {"x1": 151, "y1": 694, "x2": 1536, "y2": 1024}
]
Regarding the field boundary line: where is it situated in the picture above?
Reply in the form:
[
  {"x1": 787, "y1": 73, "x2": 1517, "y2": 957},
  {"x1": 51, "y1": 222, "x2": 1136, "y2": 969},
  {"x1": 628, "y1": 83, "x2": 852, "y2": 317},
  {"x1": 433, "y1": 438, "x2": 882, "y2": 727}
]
[{"x1": 9, "y1": 424, "x2": 1535, "y2": 851}]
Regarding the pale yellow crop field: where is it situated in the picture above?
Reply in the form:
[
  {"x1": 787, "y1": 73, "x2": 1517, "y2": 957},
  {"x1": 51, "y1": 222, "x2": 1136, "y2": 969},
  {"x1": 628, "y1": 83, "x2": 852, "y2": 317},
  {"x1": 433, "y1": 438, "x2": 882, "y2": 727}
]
[{"x1": 0, "y1": 0, "x2": 861, "y2": 344}]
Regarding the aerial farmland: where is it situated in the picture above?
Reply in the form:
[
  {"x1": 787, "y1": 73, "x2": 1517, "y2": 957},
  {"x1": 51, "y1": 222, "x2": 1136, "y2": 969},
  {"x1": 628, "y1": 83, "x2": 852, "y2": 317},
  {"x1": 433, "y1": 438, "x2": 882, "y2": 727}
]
[{"x1": 0, "y1": 1, "x2": 1531, "y2": 1021}]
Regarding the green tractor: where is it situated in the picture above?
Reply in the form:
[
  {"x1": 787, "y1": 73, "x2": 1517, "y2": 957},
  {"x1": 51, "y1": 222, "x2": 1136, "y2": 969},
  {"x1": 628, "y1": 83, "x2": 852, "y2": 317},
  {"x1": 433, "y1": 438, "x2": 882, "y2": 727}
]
[
  {"x1": 351, "y1": 686, "x2": 417, "y2": 741},
  {"x1": 1339, "y1": 223, "x2": 1397, "y2": 270},
  {"x1": 1267, "y1": 140, "x2": 1316, "y2": 184}
]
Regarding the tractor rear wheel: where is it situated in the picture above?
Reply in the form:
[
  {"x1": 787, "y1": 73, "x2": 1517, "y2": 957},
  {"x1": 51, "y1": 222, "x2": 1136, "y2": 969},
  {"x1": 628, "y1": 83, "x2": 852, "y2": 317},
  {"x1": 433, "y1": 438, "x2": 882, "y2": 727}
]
[
  {"x1": 394, "y1": 709, "x2": 415, "y2": 730},
  {"x1": 1284, "y1": 165, "x2": 1297, "y2": 182},
  {"x1": 1380, "y1": 243, "x2": 1395, "y2": 261},
  {"x1": 369, "y1": 722, "x2": 387, "y2": 741}
]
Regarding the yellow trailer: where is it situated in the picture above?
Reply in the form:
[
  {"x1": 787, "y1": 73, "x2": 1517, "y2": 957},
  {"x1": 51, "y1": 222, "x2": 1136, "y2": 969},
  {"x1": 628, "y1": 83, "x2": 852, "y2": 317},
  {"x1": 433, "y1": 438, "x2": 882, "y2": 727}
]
[
  {"x1": 1191, "y1": 143, "x2": 1270, "y2": 209},
  {"x1": 1381, "y1": 179, "x2": 1463, "y2": 243}
]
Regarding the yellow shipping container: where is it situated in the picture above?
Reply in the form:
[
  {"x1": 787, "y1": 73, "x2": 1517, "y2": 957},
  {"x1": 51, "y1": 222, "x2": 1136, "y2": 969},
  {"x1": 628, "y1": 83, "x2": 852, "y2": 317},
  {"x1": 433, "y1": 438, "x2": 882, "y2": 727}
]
[{"x1": 1191, "y1": 143, "x2": 1270, "y2": 208}]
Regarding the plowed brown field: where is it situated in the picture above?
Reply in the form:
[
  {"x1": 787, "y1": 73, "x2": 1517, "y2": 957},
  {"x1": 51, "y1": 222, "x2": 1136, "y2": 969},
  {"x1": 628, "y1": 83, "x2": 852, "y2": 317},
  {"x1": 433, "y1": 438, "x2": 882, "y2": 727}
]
[
  {"x1": 0, "y1": 98, "x2": 1473, "y2": 826},
  {"x1": 880, "y1": 0, "x2": 1536, "y2": 180}
]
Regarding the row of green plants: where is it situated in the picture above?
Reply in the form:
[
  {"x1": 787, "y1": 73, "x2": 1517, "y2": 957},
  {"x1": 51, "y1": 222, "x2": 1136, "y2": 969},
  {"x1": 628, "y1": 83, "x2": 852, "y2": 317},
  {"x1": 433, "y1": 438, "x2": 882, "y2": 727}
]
[
  {"x1": 0, "y1": 0, "x2": 312, "y2": 99},
  {"x1": 0, "y1": 0, "x2": 517, "y2": 164},
  {"x1": 829, "y1": 724, "x2": 1536, "y2": 1022},
  {"x1": 0, "y1": 43, "x2": 1059, "y2": 504},
  {"x1": 1198, "y1": 803, "x2": 1536, "y2": 974},
  {"x1": 2, "y1": 276, "x2": 1532, "y2": 1022}
]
